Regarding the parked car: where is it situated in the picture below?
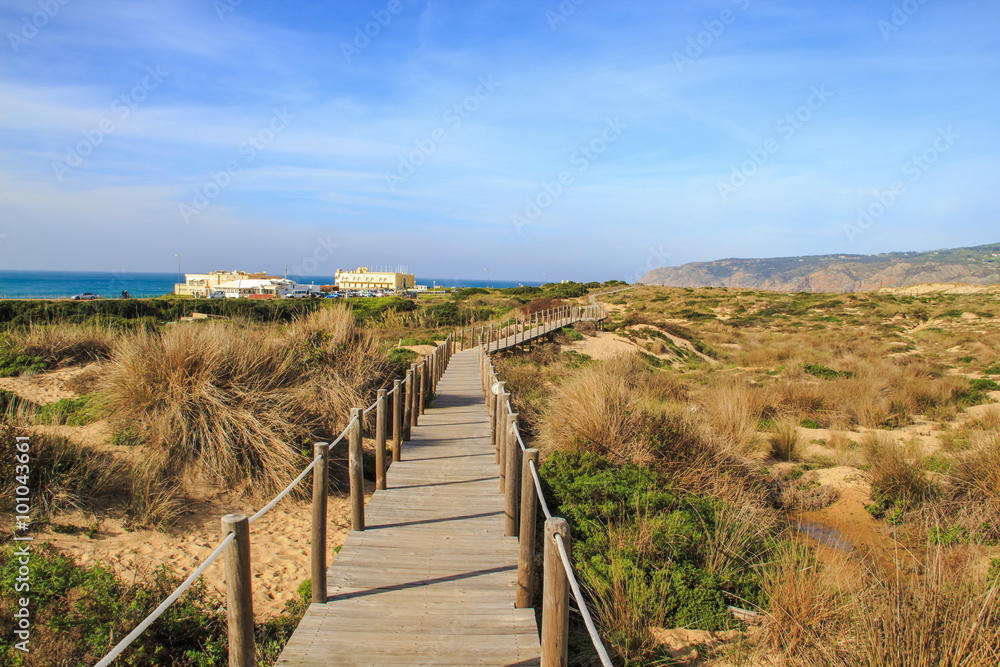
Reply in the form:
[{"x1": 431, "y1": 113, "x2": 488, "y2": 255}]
[
  {"x1": 71, "y1": 293, "x2": 99, "y2": 300},
  {"x1": 208, "y1": 291, "x2": 226, "y2": 299}
]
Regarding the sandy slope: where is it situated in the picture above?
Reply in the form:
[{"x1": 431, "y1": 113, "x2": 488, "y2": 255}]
[{"x1": 36, "y1": 490, "x2": 364, "y2": 618}]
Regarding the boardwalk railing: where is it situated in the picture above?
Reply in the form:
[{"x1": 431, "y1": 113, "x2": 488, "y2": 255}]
[
  {"x1": 457, "y1": 302, "x2": 606, "y2": 353},
  {"x1": 95, "y1": 333, "x2": 456, "y2": 667},
  {"x1": 478, "y1": 307, "x2": 615, "y2": 667}
]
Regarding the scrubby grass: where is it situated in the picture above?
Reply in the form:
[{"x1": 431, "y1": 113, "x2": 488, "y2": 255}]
[
  {"x1": 863, "y1": 433, "x2": 938, "y2": 523},
  {"x1": 767, "y1": 421, "x2": 801, "y2": 461},
  {"x1": 0, "y1": 421, "x2": 122, "y2": 520},
  {"x1": 2, "y1": 322, "x2": 119, "y2": 364},
  {"x1": 34, "y1": 394, "x2": 101, "y2": 426},
  {"x1": 749, "y1": 542, "x2": 1000, "y2": 666}
]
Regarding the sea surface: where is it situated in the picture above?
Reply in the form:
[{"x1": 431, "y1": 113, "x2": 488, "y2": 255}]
[{"x1": 0, "y1": 271, "x2": 544, "y2": 299}]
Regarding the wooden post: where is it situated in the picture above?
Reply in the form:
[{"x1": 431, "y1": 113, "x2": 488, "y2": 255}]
[
  {"x1": 493, "y1": 383, "x2": 506, "y2": 469},
  {"x1": 429, "y1": 351, "x2": 437, "y2": 391},
  {"x1": 541, "y1": 518, "x2": 571, "y2": 667},
  {"x1": 417, "y1": 362, "x2": 426, "y2": 416},
  {"x1": 221, "y1": 514, "x2": 254, "y2": 667},
  {"x1": 311, "y1": 442, "x2": 329, "y2": 603},
  {"x1": 349, "y1": 408, "x2": 364, "y2": 531},
  {"x1": 375, "y1": 389, "x2": 387, "y2": 491},
  {"x1": 409, "y1": 364, "x2": 419, "y2": 429},
  {"x1": 392, "y1": 379, "x2": 403, "y2": 461},
  {"x1": 504, "y1": 412, "x2": 521, "y2": 536},
  {"x1": 402, "y1": 372, "x2": 413, "y2": 441},
  {"x1": 498, "y1": 392, "x2": 511, "y2": 492},
  {"x1": 516, "y1": 449, "x2": 540, "y2": 608}
]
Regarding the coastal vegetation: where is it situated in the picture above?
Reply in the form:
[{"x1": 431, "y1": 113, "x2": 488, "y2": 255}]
[
  {"x1": 2, "y1": 281, "x2": 996, "y2": 665},
  {"x1": 494, "y1": 284, "x2": 1000, "y2": 664}
]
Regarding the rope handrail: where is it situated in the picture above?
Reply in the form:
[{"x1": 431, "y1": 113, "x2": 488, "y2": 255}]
[
  {"x1": 528, "y1": 458, "x2": 553, "y2": 521},
  {"x1": 554, "y1": 533, "x2": 614, "y2": 667},
  {"x1": 94, "y1": 532, "x2": 237, "y2": 667}
]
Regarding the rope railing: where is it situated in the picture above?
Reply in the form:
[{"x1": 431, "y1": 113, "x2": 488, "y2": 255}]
[
  {"x1": 477, "y1": 300, "x2": 615, "y2": 666},
  {"x1": 94, "y1": 332, "x2": 458, "y2": 666}
]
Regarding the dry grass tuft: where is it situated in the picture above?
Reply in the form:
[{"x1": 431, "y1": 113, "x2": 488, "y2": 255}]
[
  {"x1": 751, "y1": 543, "x2": 1000, "y2": 666},
  {"x1": 863, "y1": 433, "x2": 938, "y2": 513},
  {"x1": 538, "y1": 354, "x2": 684, "y2": 464},
  {"x1": 0, "y1": 421, "x2": 124, "y2": 519},
  {"x1": 767, "y1": 421, "x2": 801, "y2": 461},
  {"x1": 700, "y1": 375, "x2": 770, "y2": 452},
  {"x1": 7, "y1": 322, "x2": 119, "y2": 365},
  {"x1": 102, "y1": 306, "x2": 386, "y2": 502}
]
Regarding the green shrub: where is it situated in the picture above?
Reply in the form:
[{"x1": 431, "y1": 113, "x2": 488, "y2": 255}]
[
  {"x1": 452, "y1": 287, "x2": 490, "y2": 299},
  {"x1": 35, "y1": 395, "x2": 102, "y2": 426},
  {"x1": 970, "y1": 378, "x2": 1000, "y2": 392},
  {"x1": 0, "y1": 352, "x2": 47, "y2": 377},
  {"x1": 803, "y1": 363, "x2": 854, "y2": 380},
  {"x1": 799, "y1": 418, "x2": 821, "y2": 429},
  {"x1": 957, "y1": 378, "x2": 1000, "y2": 406},
  {"x1": 560, "y1": 327, "x2": 584, "y2": 341},
  {"x1": 388, "y1": 347, "x2": 418, "y2": 375},
  {"x1": 540, "y1": 451, "x2": 774, "y2": 661}
]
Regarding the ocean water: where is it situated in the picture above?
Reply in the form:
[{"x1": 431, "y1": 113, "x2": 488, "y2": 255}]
[{"x1": 0, "y1": 271, "x2": 543, "y2": 299}]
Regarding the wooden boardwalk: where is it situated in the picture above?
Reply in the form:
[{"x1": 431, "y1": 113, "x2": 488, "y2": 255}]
[{"x1": 277, "y1": 348, "x2": 542, "y2": 666}]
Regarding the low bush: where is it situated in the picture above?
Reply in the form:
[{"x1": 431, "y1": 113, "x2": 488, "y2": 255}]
[
  {"x1": 0, "y1": 352, "x2": 47, "y2": 377},
  {"x1": 542, "y1": 451, "x2": 776, "y2": 663}
]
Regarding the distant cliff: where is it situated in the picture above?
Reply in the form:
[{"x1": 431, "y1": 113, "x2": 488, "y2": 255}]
[{"x1": 640, "y1": 242, "x2": 1000, "y2": 292}]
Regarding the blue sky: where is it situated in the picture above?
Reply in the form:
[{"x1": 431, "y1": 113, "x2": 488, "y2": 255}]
[{"x1": 1, "y1": 0, "x2": 997, "y2": 282}]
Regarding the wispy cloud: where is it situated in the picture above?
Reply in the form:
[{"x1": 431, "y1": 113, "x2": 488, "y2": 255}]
[{"x1": 1, "y1": 0, "x2": 997, "y2": 279}]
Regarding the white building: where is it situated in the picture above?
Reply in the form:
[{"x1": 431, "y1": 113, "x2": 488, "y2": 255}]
[
  {"x1": 335, "y1": 267, "x2": 415, "y2": 291},
  {"x1": 174, "y1": 270, "x2": 279, "y2": 297},
  {"x1": 212, "y1": 278, "x2": 296, "y2": 298}
]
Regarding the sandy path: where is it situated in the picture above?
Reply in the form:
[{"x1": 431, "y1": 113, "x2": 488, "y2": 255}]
[{"x1": 0, "y1": 364, "x2": 93, "y2": 405}]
